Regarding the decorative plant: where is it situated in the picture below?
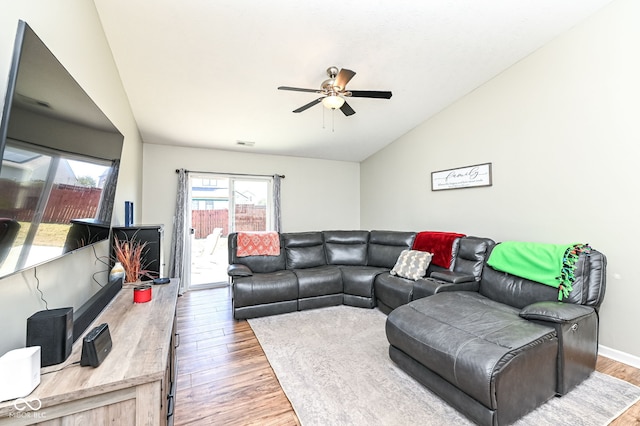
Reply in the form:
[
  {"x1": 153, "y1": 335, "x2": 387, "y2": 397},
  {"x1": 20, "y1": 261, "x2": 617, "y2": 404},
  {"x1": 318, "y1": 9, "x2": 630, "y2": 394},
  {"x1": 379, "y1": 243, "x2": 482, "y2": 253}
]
[{"x1": 113, "y1": 235, "x2": 155, "y2": 283}]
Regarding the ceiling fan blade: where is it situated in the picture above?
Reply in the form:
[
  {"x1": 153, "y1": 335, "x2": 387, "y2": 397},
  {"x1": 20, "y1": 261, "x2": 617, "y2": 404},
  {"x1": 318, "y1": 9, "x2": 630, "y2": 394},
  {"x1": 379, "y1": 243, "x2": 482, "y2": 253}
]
[
  {"x1": 349, "y1": 90, "x2": 392, "y2": 99},
  {"x1": 340, "y1": 101, "x2": 356, "y2": 116},
  {"x1": 278, "y1": 86, "x2": 321, "y2": 93},
  {"x1": 334, "y1": 69, "x2": 356, "y2": 91},
  {"x1": 293, "y1": 97, "x2": 323, "y2": 113}
]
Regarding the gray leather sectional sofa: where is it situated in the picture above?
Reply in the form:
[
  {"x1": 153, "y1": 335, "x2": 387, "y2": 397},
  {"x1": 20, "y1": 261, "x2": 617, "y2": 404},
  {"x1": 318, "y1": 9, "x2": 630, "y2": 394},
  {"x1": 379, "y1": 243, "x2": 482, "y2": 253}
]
[
  {"x1": 227, "y1": 230, "x2": 607, "y2": 426},
  {"x1": 228, "y1": 230, "x2": 420, "y2": 319}
]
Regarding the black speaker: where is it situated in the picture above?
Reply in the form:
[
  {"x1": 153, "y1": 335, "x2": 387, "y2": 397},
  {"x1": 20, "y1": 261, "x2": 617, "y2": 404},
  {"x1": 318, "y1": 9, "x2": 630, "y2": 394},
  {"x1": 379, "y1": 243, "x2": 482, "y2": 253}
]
[
  {"x1": 80, "y1": 323, "x2": 112, "y2": 367},
  {"x1": 26, "y1": 307, "x2": 73, "y2": 367}
]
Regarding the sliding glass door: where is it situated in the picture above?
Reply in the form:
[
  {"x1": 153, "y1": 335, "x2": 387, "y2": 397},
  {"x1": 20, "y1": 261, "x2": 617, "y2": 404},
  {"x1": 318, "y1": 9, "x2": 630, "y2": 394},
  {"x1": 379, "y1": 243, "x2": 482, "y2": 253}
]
[{"x1": 189, "y1": 174, "x2": 273, "y2": 289}]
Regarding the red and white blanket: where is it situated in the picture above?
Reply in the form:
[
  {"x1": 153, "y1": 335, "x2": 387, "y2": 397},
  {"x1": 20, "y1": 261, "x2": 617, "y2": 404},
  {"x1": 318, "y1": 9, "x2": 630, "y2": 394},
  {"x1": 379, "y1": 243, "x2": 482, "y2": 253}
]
[{"x1": 236, "y1": 231, "x2": 280, "y2": 257}]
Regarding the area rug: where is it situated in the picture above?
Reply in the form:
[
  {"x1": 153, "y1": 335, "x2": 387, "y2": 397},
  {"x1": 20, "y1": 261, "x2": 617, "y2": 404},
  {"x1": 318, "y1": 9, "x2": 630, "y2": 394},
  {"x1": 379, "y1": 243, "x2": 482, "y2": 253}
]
[{"x1": 248, "y1": 306, "x2": 640, "y2": 426}]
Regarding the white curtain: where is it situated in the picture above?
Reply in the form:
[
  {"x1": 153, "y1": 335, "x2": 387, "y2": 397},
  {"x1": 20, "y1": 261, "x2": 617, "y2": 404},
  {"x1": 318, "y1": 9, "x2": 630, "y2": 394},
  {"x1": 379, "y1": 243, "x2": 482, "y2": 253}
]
[{"x1": 169, "y1": 168, "x2": 191, "y2": 294}]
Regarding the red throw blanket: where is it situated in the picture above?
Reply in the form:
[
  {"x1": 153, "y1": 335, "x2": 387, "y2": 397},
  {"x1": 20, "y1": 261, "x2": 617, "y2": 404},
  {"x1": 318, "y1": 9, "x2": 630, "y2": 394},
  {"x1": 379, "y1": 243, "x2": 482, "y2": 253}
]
[
  {"x1": 412, "y1": 231, "x2": 465, "y2": 268},
  {"x1": 237, "y1": 232, "x2": 280, "y2": 257}
]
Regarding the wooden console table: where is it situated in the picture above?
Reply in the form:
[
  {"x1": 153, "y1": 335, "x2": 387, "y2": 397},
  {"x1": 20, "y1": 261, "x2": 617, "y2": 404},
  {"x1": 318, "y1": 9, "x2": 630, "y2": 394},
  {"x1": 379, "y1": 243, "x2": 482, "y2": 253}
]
[{"x1": 0, "y1": 279, "x2": 179, "y2": 425}]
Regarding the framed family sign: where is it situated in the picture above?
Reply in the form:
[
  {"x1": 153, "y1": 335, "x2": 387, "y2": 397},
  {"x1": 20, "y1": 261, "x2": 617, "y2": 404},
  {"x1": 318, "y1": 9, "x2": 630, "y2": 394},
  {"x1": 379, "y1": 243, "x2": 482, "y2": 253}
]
[{"x1": 431, "y1": 162, "x2": 492, "y2": 191}]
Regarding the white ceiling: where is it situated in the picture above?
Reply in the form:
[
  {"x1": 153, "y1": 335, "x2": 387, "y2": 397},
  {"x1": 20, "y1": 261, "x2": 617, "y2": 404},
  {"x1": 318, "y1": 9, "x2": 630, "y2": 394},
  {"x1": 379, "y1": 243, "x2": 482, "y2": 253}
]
[{"x1": 93, "y1": 0, "x2": 613, "y2": 162}]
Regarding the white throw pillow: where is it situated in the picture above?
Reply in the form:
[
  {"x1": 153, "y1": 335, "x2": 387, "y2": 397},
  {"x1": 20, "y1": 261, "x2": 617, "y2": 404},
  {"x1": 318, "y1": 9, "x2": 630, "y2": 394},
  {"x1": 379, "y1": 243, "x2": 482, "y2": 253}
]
[{"x1": 390, "y1": 250, "x2": 433, "y2": 281}]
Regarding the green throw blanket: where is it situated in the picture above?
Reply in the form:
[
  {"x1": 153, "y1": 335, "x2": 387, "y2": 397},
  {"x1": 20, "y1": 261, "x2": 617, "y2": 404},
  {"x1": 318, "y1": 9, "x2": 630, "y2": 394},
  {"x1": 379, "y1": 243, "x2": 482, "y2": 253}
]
[{"x1": 487, "y1": 241, "x2": 591, "y2": 301}]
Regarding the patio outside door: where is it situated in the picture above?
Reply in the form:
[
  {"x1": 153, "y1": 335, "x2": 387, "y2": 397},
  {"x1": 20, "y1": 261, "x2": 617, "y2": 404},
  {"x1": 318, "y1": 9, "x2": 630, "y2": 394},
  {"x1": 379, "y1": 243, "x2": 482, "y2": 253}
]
[{"x1": 189, "y1": 174, "x2": 272, "y2": 289}]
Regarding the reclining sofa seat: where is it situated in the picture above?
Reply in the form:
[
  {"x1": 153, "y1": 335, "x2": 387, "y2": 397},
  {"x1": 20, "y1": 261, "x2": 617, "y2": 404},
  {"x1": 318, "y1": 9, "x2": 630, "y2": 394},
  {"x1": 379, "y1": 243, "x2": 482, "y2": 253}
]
[
  {"x1": 284, "y1": 231, "x2": 342, "y2": 311},
  {"x1": 228, "y1": 233, "x2": 299, "y2": 319},
  {"x1": 385, "y1": 246, "x2": 607, "y2": 426},
  {"x1": 228, "y1": 230, "x2": 416, "y2": 319},
  {"x1": 375, "y1": 236, "x2": 496, "y2": 314}
]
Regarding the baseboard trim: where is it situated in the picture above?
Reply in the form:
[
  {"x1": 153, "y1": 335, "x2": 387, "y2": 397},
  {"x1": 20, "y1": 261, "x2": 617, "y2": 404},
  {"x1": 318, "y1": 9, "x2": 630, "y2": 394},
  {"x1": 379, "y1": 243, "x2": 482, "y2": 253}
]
[{"x1": 599, "y1": 344, "x2": 640, "y2": 369}]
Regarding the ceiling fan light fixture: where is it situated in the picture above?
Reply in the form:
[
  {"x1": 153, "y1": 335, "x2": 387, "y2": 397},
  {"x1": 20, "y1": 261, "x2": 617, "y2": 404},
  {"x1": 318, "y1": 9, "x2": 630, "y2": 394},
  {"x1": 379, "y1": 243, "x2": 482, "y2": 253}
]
[
  {"x1": 279, "y1": 66, "x2": 391, "y2": 116},
  {"x1": 322, "y1": 95, "x2": 345, "y2": 110}
]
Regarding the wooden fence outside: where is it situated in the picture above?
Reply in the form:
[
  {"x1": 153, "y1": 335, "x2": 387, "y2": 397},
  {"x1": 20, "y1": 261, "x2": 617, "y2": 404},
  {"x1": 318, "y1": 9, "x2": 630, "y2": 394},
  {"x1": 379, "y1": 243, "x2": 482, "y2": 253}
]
[
  {"x1": 0, "y1": 179, "x2": 267, "y2": 237},
  {"x1": 191, "y1": 205, "x2": 266, "y2": 239},
  {"x1": 0, "y1": 181, "x2": 101, "y2": 223}
]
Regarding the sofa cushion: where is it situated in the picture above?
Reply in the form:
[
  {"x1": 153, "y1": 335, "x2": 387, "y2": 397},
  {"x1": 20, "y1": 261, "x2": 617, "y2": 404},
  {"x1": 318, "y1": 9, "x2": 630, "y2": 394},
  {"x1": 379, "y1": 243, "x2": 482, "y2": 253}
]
[
  {"x1": 339, "y1": 265, "x2": 387, "y2": 298},
  {"x1": 390, "y1": 250, "x2": 433, "y2": 280},
  {"x1": 479, "y1": 265, "x2": 563, "y2": 310},
  {"x1": 324, "y1": 230, "x2": 369, "y2": 266},
  {"x1": 293, "y1": 266, "x2": 343, "y2": 298},
  {"x1": 375, "y1": 273, "x2": 415, "y2": 311},
  {"x1": 367, "y1": 230, "x2": 416, "y2": 268},
  {"x1": 450, "y1": 236, "x2": 495, "y2": 279},
  {"x1": 283, "y1": 232, "x2": 326, "y2": 269},
  {"x1": 233, "y1": 270, "x2": 298, "y2": 307}
]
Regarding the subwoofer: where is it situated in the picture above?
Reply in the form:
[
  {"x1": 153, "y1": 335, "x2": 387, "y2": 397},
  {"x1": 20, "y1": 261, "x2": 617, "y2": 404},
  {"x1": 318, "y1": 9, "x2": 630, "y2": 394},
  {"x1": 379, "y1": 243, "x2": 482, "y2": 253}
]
[{"x1": 26, "y1": 307, "x2": 73, "y2": 367}]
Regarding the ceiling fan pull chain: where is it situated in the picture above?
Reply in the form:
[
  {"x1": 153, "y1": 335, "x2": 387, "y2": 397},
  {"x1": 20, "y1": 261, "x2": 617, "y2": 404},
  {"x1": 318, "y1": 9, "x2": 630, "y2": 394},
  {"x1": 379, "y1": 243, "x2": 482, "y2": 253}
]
[
  {"x1": 332, "y1": 109, "x2": 335, "y2": 132},
  {"x1": 322, "y1": 105, "x2": 326, "y2": 129}
]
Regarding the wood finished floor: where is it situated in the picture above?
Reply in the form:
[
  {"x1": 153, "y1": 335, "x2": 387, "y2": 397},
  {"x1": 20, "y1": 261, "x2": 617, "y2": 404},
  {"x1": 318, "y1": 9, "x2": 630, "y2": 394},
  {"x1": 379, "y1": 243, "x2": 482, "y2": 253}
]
[{"x1": 174, "y1": 286, "x2": 640, "y2": 425}]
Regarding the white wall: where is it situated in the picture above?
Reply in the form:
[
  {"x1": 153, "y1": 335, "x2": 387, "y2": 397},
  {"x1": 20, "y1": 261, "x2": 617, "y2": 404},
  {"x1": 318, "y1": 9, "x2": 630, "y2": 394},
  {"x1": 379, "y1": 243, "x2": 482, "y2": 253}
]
[
  {"x1": 361, "y1": 0, "x2": 640, "y2": 357},
  {"x1": 142, "y1": 143, "x2": 361, "y2": 273},
  {"x1": 0, "y1": 0, "x2": 143, "y2": 355}
]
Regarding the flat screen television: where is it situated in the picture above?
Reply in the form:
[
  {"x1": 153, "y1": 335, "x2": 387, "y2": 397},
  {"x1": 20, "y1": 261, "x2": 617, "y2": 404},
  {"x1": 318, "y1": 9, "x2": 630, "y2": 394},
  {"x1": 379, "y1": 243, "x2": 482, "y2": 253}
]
[{"x1": 0, "y1": 21, "x2": 124, "y2": 279}]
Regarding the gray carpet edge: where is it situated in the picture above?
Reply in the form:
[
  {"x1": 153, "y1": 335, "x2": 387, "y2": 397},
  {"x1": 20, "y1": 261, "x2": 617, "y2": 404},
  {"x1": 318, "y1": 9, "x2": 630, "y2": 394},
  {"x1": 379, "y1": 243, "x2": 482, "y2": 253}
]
[{"x1": 603, "y1": 377, "x2": 640, "y2": 425}]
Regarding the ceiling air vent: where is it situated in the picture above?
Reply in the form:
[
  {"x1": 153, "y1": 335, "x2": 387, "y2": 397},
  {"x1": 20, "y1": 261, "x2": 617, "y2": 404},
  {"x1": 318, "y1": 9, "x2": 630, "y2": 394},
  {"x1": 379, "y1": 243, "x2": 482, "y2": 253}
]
[{"x1": 236, "y1": 140, "x2": 255, "y2": 147}]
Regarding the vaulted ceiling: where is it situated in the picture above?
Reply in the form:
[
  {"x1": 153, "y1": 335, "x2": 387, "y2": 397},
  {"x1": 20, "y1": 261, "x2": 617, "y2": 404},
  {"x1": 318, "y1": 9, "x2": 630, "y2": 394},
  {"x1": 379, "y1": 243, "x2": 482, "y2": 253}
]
[{"x1": 94, "y1": 0, "x2": 613, "y2": 162}]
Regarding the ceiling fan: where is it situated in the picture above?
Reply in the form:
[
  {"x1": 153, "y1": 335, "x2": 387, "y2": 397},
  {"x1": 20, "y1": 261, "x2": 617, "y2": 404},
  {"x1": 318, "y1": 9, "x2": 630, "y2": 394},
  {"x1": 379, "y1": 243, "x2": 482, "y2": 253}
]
[{"x1": 278, "y1": 66, "x2": 392, "y2": 116}]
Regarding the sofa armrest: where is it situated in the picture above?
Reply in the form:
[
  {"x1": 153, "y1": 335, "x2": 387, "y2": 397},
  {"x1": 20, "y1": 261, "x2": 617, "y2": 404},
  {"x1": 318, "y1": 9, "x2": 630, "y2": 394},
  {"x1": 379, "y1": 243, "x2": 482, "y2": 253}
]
[
  {"x1": 429, "y1": 270, "x2": 476, "y2": 284},
  {"x1": 412, "y1": 278, "x2": 479, "y2": 300},
  {"x1": 520, "y1": 301, "x2": 599, "y2": 395},
  {"x1": 227, "y1": 263, "x2": 253, "y2": 278},
  {"x1": 519, "y1": 301, "x2": 594, "y2": 324}
]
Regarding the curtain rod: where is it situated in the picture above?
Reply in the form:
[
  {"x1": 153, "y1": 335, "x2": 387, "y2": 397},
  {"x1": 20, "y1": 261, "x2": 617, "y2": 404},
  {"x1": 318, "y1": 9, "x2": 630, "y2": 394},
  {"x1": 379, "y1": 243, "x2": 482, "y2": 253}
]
[{"x1": 175, "y1": 169, "x2": 284, "y2": 179}]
